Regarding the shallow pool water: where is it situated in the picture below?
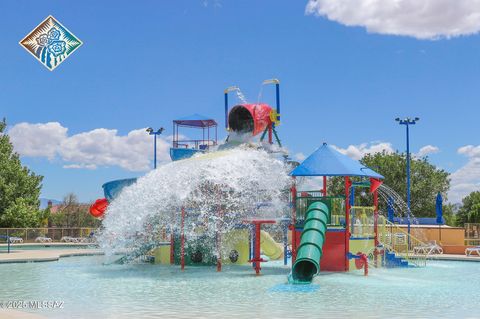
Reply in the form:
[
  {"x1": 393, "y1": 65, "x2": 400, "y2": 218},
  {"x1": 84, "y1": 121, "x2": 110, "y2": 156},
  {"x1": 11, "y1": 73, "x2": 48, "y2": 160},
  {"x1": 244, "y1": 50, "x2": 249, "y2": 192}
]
[
  {"x1": 0, "y1": 257, "x2": 478, "y2": 319},
  {"x1": 0, "y1": 245, "x2": 93, "y2": 251}
]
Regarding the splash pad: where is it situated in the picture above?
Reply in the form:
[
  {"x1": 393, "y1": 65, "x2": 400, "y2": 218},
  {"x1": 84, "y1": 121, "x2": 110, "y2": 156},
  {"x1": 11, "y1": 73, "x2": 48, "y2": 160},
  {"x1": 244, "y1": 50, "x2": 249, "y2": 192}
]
[{"x1": 90, "y1": 79, "x2": 430, "y2": 284}]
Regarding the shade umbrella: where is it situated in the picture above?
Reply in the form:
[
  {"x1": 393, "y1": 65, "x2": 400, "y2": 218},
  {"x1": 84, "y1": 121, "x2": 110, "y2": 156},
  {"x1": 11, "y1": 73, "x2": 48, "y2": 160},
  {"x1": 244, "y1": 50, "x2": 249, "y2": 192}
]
[{"x1": 436, "y1": 192, "x2": 443, "y2": 241}]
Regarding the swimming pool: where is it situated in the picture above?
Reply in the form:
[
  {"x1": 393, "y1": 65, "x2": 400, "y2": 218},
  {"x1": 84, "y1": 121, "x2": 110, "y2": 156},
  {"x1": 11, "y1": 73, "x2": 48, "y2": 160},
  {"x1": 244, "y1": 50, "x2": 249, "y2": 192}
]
[
  {"x1": 0, "y1": 244, "x2": 94, "y2": 251},
  {"x1": 0, "y1": 257, "x2": 478, "y2": 319}
]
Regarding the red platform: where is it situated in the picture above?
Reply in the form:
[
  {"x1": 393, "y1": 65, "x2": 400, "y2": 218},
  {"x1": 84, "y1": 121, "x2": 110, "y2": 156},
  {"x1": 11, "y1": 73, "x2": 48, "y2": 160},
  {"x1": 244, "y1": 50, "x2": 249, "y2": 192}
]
[{"x1": 294, "y1": 229, "x2": 346, "y2": 272}]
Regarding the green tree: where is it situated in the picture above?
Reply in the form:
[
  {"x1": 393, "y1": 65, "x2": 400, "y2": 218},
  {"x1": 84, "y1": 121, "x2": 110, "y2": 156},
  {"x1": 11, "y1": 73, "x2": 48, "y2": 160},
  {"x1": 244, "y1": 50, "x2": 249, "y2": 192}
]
[
  {"x1": 456, "y1": 191, "x2": 480, "y2": 226},
  {"x1": 0, "y1": 119, "x2": 43, "y2": 227},
  {"x1": 0, "y1": 198, "x2": 41, "y2": 227},
  {"x1": 327, "y1": 151, "x2": 450, "y2": 218}
]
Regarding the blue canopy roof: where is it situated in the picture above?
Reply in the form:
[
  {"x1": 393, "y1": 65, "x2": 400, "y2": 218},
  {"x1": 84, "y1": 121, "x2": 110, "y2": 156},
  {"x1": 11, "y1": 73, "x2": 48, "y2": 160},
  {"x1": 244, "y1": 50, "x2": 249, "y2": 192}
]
[
  {"x1": 174, "y1": 114, "x2": 217, "y2": 127},
  {"x1": 290, "y1": 143, "x2": 384, "y2": 178}
]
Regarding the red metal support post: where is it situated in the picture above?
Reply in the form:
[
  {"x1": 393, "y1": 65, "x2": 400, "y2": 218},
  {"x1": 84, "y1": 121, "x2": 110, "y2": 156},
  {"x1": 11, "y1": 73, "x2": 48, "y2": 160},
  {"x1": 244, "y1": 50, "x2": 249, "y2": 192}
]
[
  {"x1": 323, "y1": 176, "x2": 327, "y2": 196},
  {"x1": 170, "y1": 230, "x2": 175, "y2": 265},
  {"x1": 216, "y1": 211, "x2": 222, "y2": 272},
  {"x1": 344, "y1": 176, "x2": 351, "y2": 272},
  {"x1": 291, "y1": 177, "x2": 297, "y2": 264},
  {"x1": 245, "y1": 220, "x2": 276, "y2": 275},
  {"x1": 268, "y1": 124, "x2": 273, "y2": 144},
  {"x1": 216, "y1": 232, "x2": 222, "y2": 272},
  {"x1": 253, "y1": 222, "x2": 262, "y2": 274},
  {"x1": 181, "y1": 207, "x2": 185, "y2": 271},
  {"x1": 373, "y1": 189, "x2": 379, "y2": 267},
  {"x1": 216, "y1": 189, "x2": 223, "y2": 272}
]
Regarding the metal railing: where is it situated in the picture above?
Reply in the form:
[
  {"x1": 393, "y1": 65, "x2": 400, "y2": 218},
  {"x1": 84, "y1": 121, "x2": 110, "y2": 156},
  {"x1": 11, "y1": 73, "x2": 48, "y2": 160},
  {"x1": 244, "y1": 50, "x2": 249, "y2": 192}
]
[
  {"x1": 295, "y1": 194, "x2": 345, "y2": 227},
  {"x1": 350, "y1": 206, "x2": 375, "y2": 238},
  {"x1": 465, "y1": 223, "x2": 480, "y2": 246},
  {"x1": 0, "y1": 228, "x2": 97, "y2": 243},
  {"x1": 377, "y1": 216, "x2": 428, "y2": 267},
  {"x1": 173, "y1": 139, "x2": 217, "y2": 150}
]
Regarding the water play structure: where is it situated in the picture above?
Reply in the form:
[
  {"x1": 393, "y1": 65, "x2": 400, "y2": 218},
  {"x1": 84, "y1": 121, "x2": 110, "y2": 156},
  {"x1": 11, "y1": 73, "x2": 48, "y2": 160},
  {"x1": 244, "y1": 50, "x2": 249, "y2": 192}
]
[{"x1": 90, "y1": 79, "x2": 429, "y2": 284}]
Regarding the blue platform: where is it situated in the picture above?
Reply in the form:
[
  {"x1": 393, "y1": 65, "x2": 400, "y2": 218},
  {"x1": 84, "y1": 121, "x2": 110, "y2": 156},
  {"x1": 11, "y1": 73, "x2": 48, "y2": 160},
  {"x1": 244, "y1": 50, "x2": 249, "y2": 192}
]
[{"x1": 170, "y1": 148, "x2": 205, "y2": 161}]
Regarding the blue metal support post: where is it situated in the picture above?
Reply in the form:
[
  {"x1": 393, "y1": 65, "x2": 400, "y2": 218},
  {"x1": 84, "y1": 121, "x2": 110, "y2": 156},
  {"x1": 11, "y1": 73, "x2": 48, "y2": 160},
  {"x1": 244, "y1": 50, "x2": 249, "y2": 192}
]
[{"x1": 395, "y1": 117, "x2": 419, "y2": 240}]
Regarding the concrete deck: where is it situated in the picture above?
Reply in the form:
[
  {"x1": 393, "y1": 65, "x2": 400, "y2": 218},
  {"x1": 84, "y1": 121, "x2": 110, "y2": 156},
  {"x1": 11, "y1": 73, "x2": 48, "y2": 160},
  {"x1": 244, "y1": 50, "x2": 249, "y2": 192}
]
[
  {"x1": 0, "y1": 242, "x2": 95, "y2": 247},
  {"x1": 427, "y1": 253, "x2": 480, "y2": 262},
  {"x1": 0, "y1": 310, "x2": 46, "y2": 319},
  {"x1": 0, "y1": 248, "x2": 103, "y2": 263}
]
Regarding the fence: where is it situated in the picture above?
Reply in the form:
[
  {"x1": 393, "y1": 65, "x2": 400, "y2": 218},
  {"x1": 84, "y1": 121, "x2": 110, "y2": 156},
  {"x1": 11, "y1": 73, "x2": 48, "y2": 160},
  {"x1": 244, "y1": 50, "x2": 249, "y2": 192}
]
[
  {"x1": 465, "y1": 223, "x2": 480, "y2": 246},
  {"x1": 0, "y1": 228, "x2": 97, "y2": 243}
]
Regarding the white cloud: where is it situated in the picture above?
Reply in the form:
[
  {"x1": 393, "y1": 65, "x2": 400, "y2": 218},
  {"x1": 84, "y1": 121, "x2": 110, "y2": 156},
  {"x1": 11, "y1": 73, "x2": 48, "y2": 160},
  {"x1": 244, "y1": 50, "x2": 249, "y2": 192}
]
[
  {"x1": 9, "y1": 122, "x2": 67, "y2": 160},
  {"x1": 297, "y1": 176, "x2": 325, "y2": 192},
  {"x1": 449, "y1": 145, "x2": 480, "y2": 203},
  {"x1": 9, "y1": 122, "x2": 171, "y2": 172},
  {"x1": 332, "y1": 142, "x2": 394, "y2": 160},
  {"x1": 416, "y1": 145, "x2": 440, "y2": 157},
  {"x1": 63, "y1": 164, "x2": 97, "y2": 170},
  {"x1": 294, "y1": 152, "x2": 306, "y2": 161},
  {"x1": 305, "y1": 0, "x2": 480, "y2": 39}
]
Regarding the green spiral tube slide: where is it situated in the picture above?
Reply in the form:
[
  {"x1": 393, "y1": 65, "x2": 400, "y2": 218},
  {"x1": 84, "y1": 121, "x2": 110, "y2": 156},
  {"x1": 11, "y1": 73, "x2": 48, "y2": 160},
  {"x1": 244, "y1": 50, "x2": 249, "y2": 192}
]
[{"x1": 291, "y1": 201, "x2": 329, "y2": 283}]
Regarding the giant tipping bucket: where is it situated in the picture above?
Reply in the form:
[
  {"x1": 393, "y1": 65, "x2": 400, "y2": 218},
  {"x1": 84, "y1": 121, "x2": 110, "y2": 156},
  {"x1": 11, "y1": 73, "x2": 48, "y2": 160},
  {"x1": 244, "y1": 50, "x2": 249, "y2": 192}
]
[{"x1": 228, "y1": 103, "x2": 274, "y2": 136}]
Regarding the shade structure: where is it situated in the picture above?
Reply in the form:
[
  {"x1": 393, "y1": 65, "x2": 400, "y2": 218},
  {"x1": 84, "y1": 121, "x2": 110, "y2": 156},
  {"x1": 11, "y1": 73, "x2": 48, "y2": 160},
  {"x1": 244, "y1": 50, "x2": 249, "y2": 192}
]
[
  {"x1": 436, "y1": 192, "x2": 443, "y2": 224},
  {"x1": 173, "y1": 114, "x2": 217, "y2": 128},
  {"x1": 290, "y1": 143, "x2": 384, "y2": 179}
]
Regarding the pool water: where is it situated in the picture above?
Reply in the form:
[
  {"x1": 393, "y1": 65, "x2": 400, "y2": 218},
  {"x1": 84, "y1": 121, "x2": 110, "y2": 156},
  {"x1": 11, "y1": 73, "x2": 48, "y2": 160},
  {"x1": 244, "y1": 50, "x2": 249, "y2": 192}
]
[
  {"x1": 0, "y1": 257, "x2": 478, "y2": 319},
  {"x1": 0, "y1": 245, "x2": 94, "y2": 251}
]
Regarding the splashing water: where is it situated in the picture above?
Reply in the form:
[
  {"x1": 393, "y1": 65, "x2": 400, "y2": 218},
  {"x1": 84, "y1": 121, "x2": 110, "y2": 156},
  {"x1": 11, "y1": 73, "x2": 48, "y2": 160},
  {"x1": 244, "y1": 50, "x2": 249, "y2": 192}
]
[
  {"x1": 378, "y1": 184, "x2": 419, "y2": 224},
  {"x1": 97, "y1": 146, "x2": 291, "y2": 260},
  {"x1": 234, "y1": 87, "x2": 248, "y2": 104},
  {"x1": 377, "y1": 184, "x2": 428, "y2": 241}
]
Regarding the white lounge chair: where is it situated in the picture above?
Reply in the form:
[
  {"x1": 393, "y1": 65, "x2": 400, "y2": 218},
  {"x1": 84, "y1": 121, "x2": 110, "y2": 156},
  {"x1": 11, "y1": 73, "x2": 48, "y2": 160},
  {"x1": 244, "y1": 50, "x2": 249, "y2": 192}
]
[
  {"x1": 413, "y1": 240, "x2": 443, "y2": 255},
  {"x1": 61, "y1": 236, "x2": 76, "y2": 243},
  {"x1": 76, "y1": 237, "x2": 91, "y2": 243},
  {"x1": 35, "y1": 236, "x2": 52, "y2": 243},
  {"x1": 8, "y1": 237, "x2": 23, "y2": 244},
  {"x1": 465, "y1": 246, "x2": 480, "y2": 256}
]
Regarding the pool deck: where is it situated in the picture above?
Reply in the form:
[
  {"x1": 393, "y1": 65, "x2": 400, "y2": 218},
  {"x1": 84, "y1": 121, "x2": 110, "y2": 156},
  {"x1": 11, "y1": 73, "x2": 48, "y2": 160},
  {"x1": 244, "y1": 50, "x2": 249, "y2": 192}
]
[
  {"x1": 427, "y1": 253, "x2": 480, "y2": 262},
  {"x1": 0, "y1": 310, "x2": 47, "y2": 319},
  {"x1": 0, "y1": 248, "x2": 103, "y2": 263},
  {"x1": 0, "y1": 242, "x2": 94, "y2": 247}
]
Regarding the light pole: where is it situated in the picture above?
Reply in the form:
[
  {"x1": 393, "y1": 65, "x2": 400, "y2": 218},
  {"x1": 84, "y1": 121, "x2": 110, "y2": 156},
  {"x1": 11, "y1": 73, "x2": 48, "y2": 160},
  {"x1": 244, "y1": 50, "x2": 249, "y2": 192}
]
[
  {"x1": 146, "y1": 127, "x2": 165, "y2": 169},
  {"x1": 395, "y1": 117, "x2": 419, "y2": 237}
]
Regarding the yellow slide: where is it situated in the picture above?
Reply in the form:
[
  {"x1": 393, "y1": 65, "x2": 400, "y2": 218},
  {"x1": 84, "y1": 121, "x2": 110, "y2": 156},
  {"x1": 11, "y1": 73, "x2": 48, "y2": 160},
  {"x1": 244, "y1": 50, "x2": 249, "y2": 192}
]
[
  {"x1": 260, "y1": 230, "x2": 284, "y2": 260},
  {"x1": 224, "y1": 230, "x2": 284, "y2": 262},
  {"x1": 222, "y1": 229, "x2": 249, "y2": 264}
]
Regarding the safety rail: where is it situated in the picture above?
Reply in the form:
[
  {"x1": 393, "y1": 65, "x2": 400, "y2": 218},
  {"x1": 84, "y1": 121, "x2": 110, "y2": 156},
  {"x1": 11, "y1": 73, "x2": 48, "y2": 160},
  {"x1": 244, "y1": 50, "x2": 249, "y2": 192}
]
[
  {"x1": 0, "y1": 228, "x2": 97, "y2": 243},
  {"x1": 350, "y1": 206, "x2": 375, "y2": 238},
  {"x1": 295, "y1": 194, "x2": 345, "y2": 227},
  {"x1": 0, "y1": 235, "x2": 11, "y2": 253},
  {"x1": 377, "y1": 216, "x2": 427, "y2": 267},
  {"x1": 465, "y1": 223, "x2": 480, "y2": 246},
  {"x1": 173, "y1": 139, "x2": 217, "y2": 150}
]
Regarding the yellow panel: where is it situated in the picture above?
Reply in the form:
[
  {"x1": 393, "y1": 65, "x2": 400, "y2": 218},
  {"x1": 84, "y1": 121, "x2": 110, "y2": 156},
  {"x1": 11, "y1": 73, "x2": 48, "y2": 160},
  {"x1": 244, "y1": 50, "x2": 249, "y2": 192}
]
[
  {"x1": 348, "y1": 239, "x2": 374, "y2": 270},
  {"x1": 153, "y1": 245, "x2": 171, "y2": 265},
  {"x1": 222, "y1": 229, "x2": 250, "y2": 265}
]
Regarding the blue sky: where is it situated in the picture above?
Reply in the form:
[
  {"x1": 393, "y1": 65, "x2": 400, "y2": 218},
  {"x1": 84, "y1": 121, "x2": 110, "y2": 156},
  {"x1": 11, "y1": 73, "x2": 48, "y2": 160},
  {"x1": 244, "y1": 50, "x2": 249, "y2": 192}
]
[{"x1": 1, "y1": 0, "x2": 480, "y2": 203}]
